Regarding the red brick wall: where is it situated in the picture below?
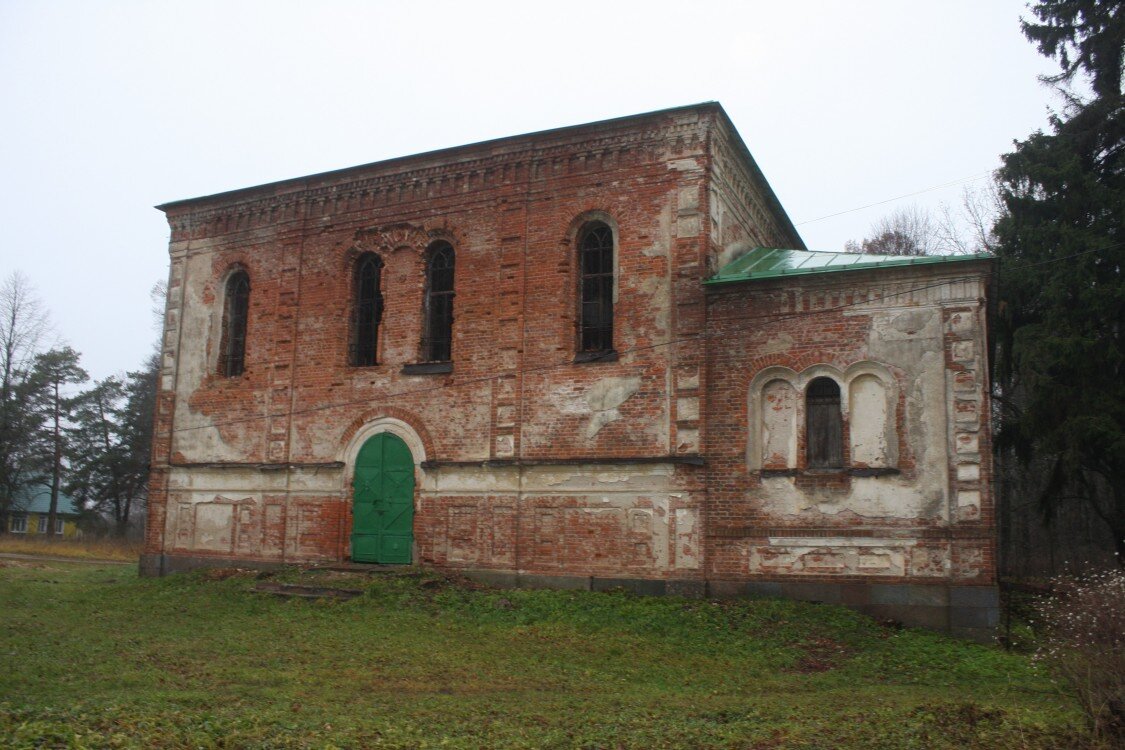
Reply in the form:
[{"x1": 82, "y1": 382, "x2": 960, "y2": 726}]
[
  {"x1": 146, "y1": 106, "x2": 720, "y2": 572},
  {"x1": 144, "y1": 104, "x2": 995, "y2": 590},
  {"x1": 702, "y1": 266, "x2": 996, "y2": 585}
]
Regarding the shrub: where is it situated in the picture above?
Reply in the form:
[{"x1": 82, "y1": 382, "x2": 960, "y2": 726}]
[{"x1": 1033, "y1": 568, "x2": 1125, "y2": 743}]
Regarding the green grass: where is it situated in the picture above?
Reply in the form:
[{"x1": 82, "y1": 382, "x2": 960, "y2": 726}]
[{"x1": 0, "y1": 561, "x2": 1089, "y2": 749}]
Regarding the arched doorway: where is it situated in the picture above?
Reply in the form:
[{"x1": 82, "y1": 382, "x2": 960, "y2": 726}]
[{"x1": 351, "y1": 432, "x2": 415, "y2": 564}]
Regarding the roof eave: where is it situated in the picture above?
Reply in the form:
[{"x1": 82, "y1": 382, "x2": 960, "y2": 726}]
[
  {"x1": 704, "y1": 253, "x2": 996, "y2": 287},
  {"x1": 156, "y1": 101, "x2": 724, "y2": 214},
  {"x1": 711, "y1": 107, "x2": 806, "y2": 250}
]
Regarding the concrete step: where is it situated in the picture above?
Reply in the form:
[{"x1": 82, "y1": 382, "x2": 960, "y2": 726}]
[
  {"x1": 307, "y1": 563, "x2": 420, "y2": 575},
  {"x1": 253, "y1": 582, "x2": 364, "y2": 600}
]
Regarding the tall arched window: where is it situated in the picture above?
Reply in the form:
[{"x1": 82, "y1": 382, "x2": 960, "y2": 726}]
[
  {"x1": 806, "y1": 377, "x2": 843, "y2": 468},
  {"x1": 578, "y1": 222, "x2": 614, "y2": 354},
  {"x1": 219, "y1": 271, "x2": 250, "y2": 377},
  {"x1": 350, "y1": 253, "x2": 384, "y2": 366},
  {"x1": 423, "y1": 242, "x2": 455, "y2": 362}
]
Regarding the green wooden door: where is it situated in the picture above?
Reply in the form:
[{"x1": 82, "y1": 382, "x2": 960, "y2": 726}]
[{"x1": 351, "y1": 433, "x2": 415, "y2": 564}]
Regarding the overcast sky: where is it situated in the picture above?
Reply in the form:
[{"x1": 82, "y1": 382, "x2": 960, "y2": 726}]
[{"x1": 0, "y1": 0, "x2": 1058, "y2": 381}]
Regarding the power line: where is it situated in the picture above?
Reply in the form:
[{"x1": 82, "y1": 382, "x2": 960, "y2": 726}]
[
  {"x1": 168, "y1": 239, "x2": 1122, "y2": 435},
  {"x1": 794, "y1": 170, "x2": 995, "y2": 226}
]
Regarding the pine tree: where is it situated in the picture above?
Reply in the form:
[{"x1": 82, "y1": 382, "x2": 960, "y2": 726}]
[
  {"x1": 994, "y1": 0, "x2": 1125, "y2": 562},
  {"x1": 27, "y1": 348, "x2": 87, "y2": 538},
  {"x1": 67, "y1": 354, "x2": 157, "y2": 536}
]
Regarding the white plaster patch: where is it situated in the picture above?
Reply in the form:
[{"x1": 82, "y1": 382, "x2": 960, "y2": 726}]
[
  {"x1": 677, "y1": 187, "x2": 699, "y2": 212},
  {"x1": 767, "y1": 537, "x2": 917, "y2": 547},
  {"x1": 956, "y1": 432, "x2": 979, "y2": 454},
  {"x1": 676, "y1": 427, "x2": 699, "y2": 453},
  {"x1": 676, "y1": 366, "x2": 699, "y2": 390},
  {"x1": 953, "y1": 370, "x2": 977, "y2": 393},
  {"x1": 947, "y1": 310, "x2": 976, "y2": 334},
  {"x1": 751, "y1": 539, "x2": 908, "y2": 576},
  {"x1": 867, "y1": 309, "x2": 939, "y2": 343},
  {"x1": 630, "y1": 509, "x2": 653, "y2": 534},
  {"x1": 955, "y1": 399, "x2": 980, "y2": 425},
  {"x1": 909, "y1": 545, "x2": 951, "y2": 577},
  {"x1": 849, "y1": 374, "x2": 888, "y2": 467},
  {"x1": 193, "y1": 502, "x2": 234, "y2": 552},
  {"x1": 951, "y1": 340, "x2": 974, "y2": 362},
  {"x1": 760, "y1": 379, "x2": 796, "y2": 469},
  {"x1": 858, "y1": 553, "x2": 894, "y2": 571},
  {"x1": 757, "y1": 332, "x2": 796, "y2": 358},
  {"x1": 583, "y1": 375, "x2": 642, "y2": 439},
  {"x1": 677, "y1": 396, "x2": 699, "y2": 421},
  {"x1": 758, "y1": 476, "x2": 947, "y2": 521},
  {"x1": 956, "y1": 463, "x2": 980, "y2": 482},
  {"x1": 666, "y1": 158, "x2": 701, "y2": 172},
  {"x1": 432, "y1": 466, "x2": 520, "y2": 494},
  {"x1": 957, "y1": 490, "x2": 981, "y2": 510},
  {"x1": 893, "y1": 309, "x2": 935, "y2": 335},
  {"x1": 674, "y1": 508, "x2": 700, "y2": 569},
  {"x1": 526, "y1": 463, "x2": 674, "y2": 493},
  {"x1": 953, "y1": 545, "x2": 985, "y2": 579},
  {"x1": 495, "y1": 434, "x2": 515, "y2": 456}
]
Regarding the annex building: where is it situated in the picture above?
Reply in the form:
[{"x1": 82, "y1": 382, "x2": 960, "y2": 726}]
[{"x1": 143, "y1": 103, "x2": 997, "y2": 639}]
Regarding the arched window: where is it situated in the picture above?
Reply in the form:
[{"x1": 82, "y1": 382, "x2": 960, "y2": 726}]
[
  {"x1": 806, "y1": 377, "x2": 843, "y2": 468},
  {"x1": 219, "y1": 271, "x2": 250, "y2": 377},
  {"x1": 350, "y1": 253, "x2": 384, "y2": 366},
  {"x1": 578, "y1": 222, "x2": 614, "y2": 353},
  {"x1": 423, "y1": 242, "x2": 455, "y2": 362}
]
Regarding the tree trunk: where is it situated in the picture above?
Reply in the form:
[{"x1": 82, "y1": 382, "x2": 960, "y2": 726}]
[
  {"x1": 47, "y1": 376, "x2": 60, "y2": 540},
  {"x1": 115, "y1": 502, "x2": 130, "y2": 537}
]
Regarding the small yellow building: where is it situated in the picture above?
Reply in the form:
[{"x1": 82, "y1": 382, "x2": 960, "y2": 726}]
[{"x1": 6, "y1": 484, "x2": 81, "y2": 539}]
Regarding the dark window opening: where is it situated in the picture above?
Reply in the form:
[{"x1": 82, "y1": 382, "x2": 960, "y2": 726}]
[
  {"x1": 350, "y1": 253, "x2": 384, "y2": 366},
  {"x1": 579, "y1": 222, "x2": 614, "y2": 353},
  {"x1": 806, "y1": 377, "x2": 843, "y2": 468},
  {"x1": 423, "y1": 242, "x2": 455, "y2": 362},
  {"x1": 219, "y1": 271, "x2": 250, "y2": 377}
]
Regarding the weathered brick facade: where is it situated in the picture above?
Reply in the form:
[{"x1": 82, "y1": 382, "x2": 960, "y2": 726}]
[{"x1": 143, "y1": 103, "x2": 997, "y2": 638}]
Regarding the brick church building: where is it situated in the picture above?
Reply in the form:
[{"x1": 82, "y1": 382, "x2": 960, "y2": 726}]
[{"x1": 143, "y1": 103, "x2": 997, "y2": 638}]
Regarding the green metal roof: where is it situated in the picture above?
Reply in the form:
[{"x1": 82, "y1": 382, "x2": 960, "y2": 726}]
[
  {"x1": 9, "y1": 483, "x2": 79, "y2": 515},
  {"x1": 705, "y1": 247, "x2": 993, "y2": 286}
]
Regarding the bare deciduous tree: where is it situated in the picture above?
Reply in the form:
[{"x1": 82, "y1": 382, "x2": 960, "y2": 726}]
[
  {"x1": 844, "y1": 205, "x2": 940, "y2": 256},
  {"x1": 845, "y1": 186, "x2": 1000, "y2": 257},
  {"x1": 0, "y1": 272, "x2": 51, "y2": 527},
  {"x1": 1, "y1": 272, "x2": 49, "y2": 403},
  {"x1": 937, "y1": 183, "x2": 1001, "y2": 255}
]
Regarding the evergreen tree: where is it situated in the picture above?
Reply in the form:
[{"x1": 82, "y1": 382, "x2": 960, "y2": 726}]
[
  {"x1": 67, "y1": 354, "x2": 157, "y2": 536},
  {"x1": 994, "y1": 0, "x2": 1125, "y2": 562},
  {"x1": 28, "y1": 348, "x2": 87, "y2": 537}
]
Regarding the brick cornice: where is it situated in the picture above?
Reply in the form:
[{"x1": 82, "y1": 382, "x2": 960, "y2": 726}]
[
  {"x1": 709, "y1": 117, "x2": 803, "y2": 249},
  {"x1": 160, "y1": 112, "x2": 713, "y2": 240}
]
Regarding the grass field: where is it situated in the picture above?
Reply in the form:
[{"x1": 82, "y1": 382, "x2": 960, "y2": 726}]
[
  {"x1": 0, "y1": 560, "x2": 1093, "y2": 749},
  {"x1": 0, "y1": 535, "x2": 141, "y2": 562}
]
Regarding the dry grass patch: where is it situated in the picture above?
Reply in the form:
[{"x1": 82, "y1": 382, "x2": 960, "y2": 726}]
[{"x1": 0, "y1": 534, "x2": 140, "y2": 561}]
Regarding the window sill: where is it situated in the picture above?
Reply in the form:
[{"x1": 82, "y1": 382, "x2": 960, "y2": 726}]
[
  {"x1": 573, "y1": 350, "x2": 618, "y2": 364},
  {"x1": 759, "y1": 467, "x2": 900, "y2": 478},
  {"x1": 401, "y1": 362, "x2": 452, "y2": 375}
]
